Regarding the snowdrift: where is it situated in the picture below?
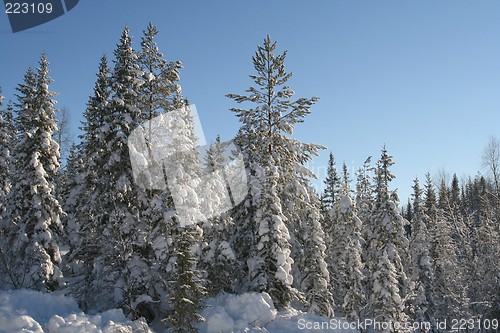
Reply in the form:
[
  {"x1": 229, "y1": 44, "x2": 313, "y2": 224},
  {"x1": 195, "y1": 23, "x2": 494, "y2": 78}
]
[
  {"x1": 200, "y1": 292, "x2": 358, "y2": 333},
  {"x1": 0, "y1": 289, "x2": 358, "y2": 333},
  {"x1": 0, "y1": 289, "x2": 151, "y2": 333}
]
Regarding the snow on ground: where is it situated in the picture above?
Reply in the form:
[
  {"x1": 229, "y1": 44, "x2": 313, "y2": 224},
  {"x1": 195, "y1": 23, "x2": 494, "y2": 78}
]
[
  {"x1": 199, "y1": 292, "x2": 359, "y2": 333},
  {"x1": 0, "y1": 289, "x2": 151, "y2": 333},
  {"x1": 0, "y1": 289, "x2": 358, "y2": 333}
]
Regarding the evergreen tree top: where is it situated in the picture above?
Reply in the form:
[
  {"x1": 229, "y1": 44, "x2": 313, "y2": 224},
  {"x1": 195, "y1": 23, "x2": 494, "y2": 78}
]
[
  {"x1": 36, "y1": 52, "x2": 54, "y2": 90},
  {"x1": 227, "y1": 36, "x2": 319, "y2": 135},
  {"x1": 204, "y1": 135, "x2": 228, "y2": 173},
  {"x1": 139, "y1": 22, "x2": 164, "y2": 70},
  {"x1": 227, "y1": 36, "x2": 324, "y2": 171},
  {"x1": 438, "y1": 179, "x2": 449, "y2": 209},
  {"x1": 424, "y1": 173, "x2": 437, "y2": 210},
  {"x1": 94, "y1": 55, "x2": 111, "y2": 99},
  {"x1": 324, "y1": 152, "x2": 340, "y2": 184},
  {"x1": 250, "y1": 35, "x2": 293, "y2": 90},
  {"x1": 374, "y1": 145, "x2": 396, "y2": 204},
  {"x1": 341, "y1": 161, "x2": 351, "y2": 195},
  {"x1": 355, "y1": 156, "x2": 372, "y2": 192},
  {"x1": 411, "y1": 177, "x2": 423, "y2": 215},
  {"x1": 34, "y1": 53, "x2": 57, "y2": 129},
  {"x1": 112, "y1": 26, "x2": 138, "y2": 83},
  {"x1": 322, "y1": 151, "x2": 341, "y2": 208},
  {"x1": 80, "y1": 55, "x2": 111, "y2": 141},
  {"x1": 138, "y1": 21, "x2": 183, "y2": 115},
  {"x1": 14, "y1": 54, "x2": 57, "y2": 137}
]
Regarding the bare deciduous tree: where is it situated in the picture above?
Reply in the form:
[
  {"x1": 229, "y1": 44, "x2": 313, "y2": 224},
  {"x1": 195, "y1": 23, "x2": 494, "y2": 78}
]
[
  {"x1": 481, "y1": 136, "x2": 500, "y2": 194},
  {"x1": 55, "y1": 106, "x2": 73, "y2": 161}
]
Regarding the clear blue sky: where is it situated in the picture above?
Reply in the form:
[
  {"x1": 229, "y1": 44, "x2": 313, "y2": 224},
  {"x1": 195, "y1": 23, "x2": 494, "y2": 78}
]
[{"x1": 1, "y1": 0, "x2": 499, "y2": 203}]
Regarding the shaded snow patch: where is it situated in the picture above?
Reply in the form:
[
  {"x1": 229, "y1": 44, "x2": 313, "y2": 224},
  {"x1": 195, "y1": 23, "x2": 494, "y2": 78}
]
[{"x1": 0, "y1": 289, "x2": 151, "y2": 333}]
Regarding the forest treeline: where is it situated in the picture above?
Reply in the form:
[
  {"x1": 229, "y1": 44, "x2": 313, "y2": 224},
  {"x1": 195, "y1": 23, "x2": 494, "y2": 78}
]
[{"x1": 0, "y1": 24, "x2": 498, "y2": 332}]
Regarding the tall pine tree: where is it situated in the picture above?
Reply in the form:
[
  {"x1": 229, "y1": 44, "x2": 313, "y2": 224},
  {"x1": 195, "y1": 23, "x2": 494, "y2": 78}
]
[
  {"x1": 408, "y1": 178, "x2": 436, "y2": 329},
  {"x1": 227, "y1": 36, "x2": 331, "y2": 314},
  {"x1": 160, "y1": 103, "x2": 207, "y2": 331},
  {"x1": 78, "y1": 27, "x2": 149, "y2": 313},
  {"x1": 64, "y1": 55, "x2": 112, "y2": 309},
  {"x1": 321, "y1": 151, "x2": 340, "y2": 211},
  {"x1": 0, "y1": 98, "x2": 15, "y2": 229},
  {"x1": 249, "y1": 156, "x2": 294, "y2": 308},
  {"x1": 3, "y1": 54, "x2": 64, "y2": 291},
  {"x1": 365, "y1": 146, "x2": 410, "y2": 327}
]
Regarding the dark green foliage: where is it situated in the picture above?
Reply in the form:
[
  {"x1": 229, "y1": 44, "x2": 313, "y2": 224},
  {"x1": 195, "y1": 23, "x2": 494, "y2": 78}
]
[
  {"x1": 166, "y1": 222, "x2": 206, "y2": 333},
  {"x1": 321, "y1": 152, "x2": 341, "y2": 210}
]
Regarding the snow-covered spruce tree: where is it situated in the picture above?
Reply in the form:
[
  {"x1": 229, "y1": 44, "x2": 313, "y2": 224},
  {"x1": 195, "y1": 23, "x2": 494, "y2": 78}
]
[
  {"x1": 0, "y1": 96, "x2": 16, "y2": 285},
  {"x1": 227, "y1": 104, "x2": 266, "y2": 293},
  {"x1": 404, "y1": 199, "x2": 413, "y2": 223},
  {"x1": 338, "y1": 164, "x2": 365, "y2": 323},
  {"x1": 138, "y1": 22, "x2": 183, "y2": 121},
  {"x1": 356, "y1": 156, "x2": 374, "y2": 225},
  {"x1": 407, "y1": 178, "x2": 436, "y2": 329},
  {"x1": 371, "y1": 250, "x2": 406, "y2": 333},
  {"x1": 470, "y1": 188, "x2": 500, "y2": 320},
  {"x1": 444, "y1": 175, "x2": 474, "y2": 269},
  {"x1": 160, "y1": 104, "x2": 207, "y2": 331},
  {"x1": 58, "y1": 144, "x2": 88, "y2": 298},
  {"x1": 355, "y1": 156, "x2": 374, "y2": 295},
  {"x1": 199, "y1": 136, "x2": 237, "y2": 296},
  {"x1": 300, "y1": 188, "x2": 334, "y2": 317},
  {"x1": 423, "y1": 173, "x2": 438, "y2": 261},
  {"x1": 321, "y1": 154, "x2": 343, "y2": 309},
  {"x1": 135, "y1": 21, "x2": 183, "y2": 213},
  {"x1": 59, "y1": 143, "x2": 83, "y2": 245},
  {"x1": 0, "y1": 98, "x2": 15, "y2": 227},
  {"x1": 227, "y1": 36, "x2": 330, "y2": 314},
  {"x1": 331, "y1": 189, "x2": 365, "y2": 319},
  {"x1": 227, "y1": 136, "x2": 262, "y2": 292},
  {"x1": 342, "y1": 237, "x2": 365, "y2": 321},
  {"x1": 3, "y1": 55, "x2": 64, "y2": 291},
  {"x1": 323, "y1": 195, "x2": 345, "y2": 307},
  {"x1": 365, "y1": 146, "x2": 410, "y2": 328},
  {"x1": 437, "y1": 179, "x2": 449, "y2": 211},
  {"x1": 134, "y1": 22, "x2": 188, "y2": 319},
  {"x1": 340, "y1": 162, "x2": 353, "y2": 197},
  {"x1": 83, "y1": 27, "x2": 150, "y2": 313},
  {"x1": 52, "y1": 107, "x2": 72, "y2": 205},
  {"x1": 136, "y1": 20, "x2": 184, "y2": 188},
  {"x1": 458, "y1": 176, "x2": 499, "y2": 320},
  {"x1": 167, "y1": 220, "x2": 206, "y2": 333},
  {"x1": 321, "y1": 151, "x2": 340, "y2": 212},
  {"x1": 63, "y1": 55, "x2": 112, "y2": 309},
  {"x1": 249, "y1": 155, "x2": 294, "y2": 308},
  {"x1": 323, "y1": 162, "x2": 356, "y2": 310},
  {"x1": 0, "y1": 73, "x2": 34, "y2": 288},
  {"x1": 432, "y1": 183, "x2": 470, "y2": 323},
  {"x1": 450, "y1": 173, "x2": 461, "y2": 208}
]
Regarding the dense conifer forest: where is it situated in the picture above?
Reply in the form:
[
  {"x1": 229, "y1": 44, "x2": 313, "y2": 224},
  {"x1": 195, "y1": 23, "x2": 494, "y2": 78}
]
[{"x1": 0, "y1": 24, "x2": 498, "y2": 332}]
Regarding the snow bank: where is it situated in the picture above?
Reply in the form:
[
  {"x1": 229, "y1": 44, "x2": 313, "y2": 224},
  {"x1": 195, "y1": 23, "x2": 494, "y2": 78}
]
[
  {"x1": 200, "y1": 292, "x2": 277, "y2": 333},
  {"x1": 200, "y1": 292, "x2": 358, "y2": 333},
  {"x1": 0, "y1": 289, "x2": 151, "y2": 333},
  {"x1": 0, "y1": 289, "x2": 359, "y2": 333}
]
